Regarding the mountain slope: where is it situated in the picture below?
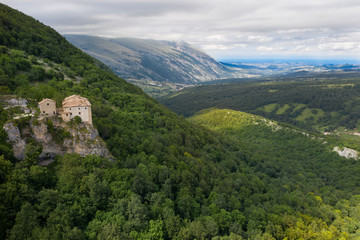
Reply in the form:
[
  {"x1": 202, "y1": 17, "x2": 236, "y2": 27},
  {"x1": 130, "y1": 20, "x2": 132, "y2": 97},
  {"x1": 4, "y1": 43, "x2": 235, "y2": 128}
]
[
  {"x1": 3, "y1": 3, "x2": 360, "y2": 240},
  {"x1": 65, "y1": 35, "x2": 238, "y2": 85},
  {"x1": 189, "y1": 108, "x2": 347, "y2": 189},
  {"x1": 189, "y1": 108, "x2": 360, "y2": 239}
]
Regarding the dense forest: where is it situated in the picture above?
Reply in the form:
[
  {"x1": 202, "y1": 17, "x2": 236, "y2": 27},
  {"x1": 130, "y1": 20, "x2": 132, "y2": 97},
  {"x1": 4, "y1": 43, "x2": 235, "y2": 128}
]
[
  {"x1": 161, "y1": 77, "x2": 360, "y2": 132},
  {"x1": 2, "y1": 3, "x2": 360, "y2": 239}
]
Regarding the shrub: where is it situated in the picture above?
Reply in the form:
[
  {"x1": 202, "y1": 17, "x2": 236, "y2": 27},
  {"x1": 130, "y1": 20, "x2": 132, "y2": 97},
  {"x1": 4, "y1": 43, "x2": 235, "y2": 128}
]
[{"x1": 74, "y1": 116, "x2": 82, "y2": 124}]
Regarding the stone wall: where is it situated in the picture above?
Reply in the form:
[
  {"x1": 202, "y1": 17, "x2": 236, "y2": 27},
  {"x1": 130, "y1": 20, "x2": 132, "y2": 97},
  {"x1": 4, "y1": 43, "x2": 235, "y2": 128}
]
[{"x1": 39, "y1": 100, "x2": 57, "y2": 116}]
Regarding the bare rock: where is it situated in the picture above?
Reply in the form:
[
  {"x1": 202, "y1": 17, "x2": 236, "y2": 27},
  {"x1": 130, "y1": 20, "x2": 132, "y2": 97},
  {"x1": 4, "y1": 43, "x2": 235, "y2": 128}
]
[
  {"x1": 5, "y1": 98, "x2": 28, "y2": 107},
  {"x1": 4, "y1": 116, "x2": 113, "y2": 161},
  {"x1": 3, "y1": 122, "x2": 26, "y2": 160},
  {"x1": 333, "y1": 146, "x2": 359, "y2": 160},
  {"x1": 3, "y1": 97, "x2": 32, "y2": 116},
  {"x1": 62, "y1": 122, "x2": 112, "y2": 159}
]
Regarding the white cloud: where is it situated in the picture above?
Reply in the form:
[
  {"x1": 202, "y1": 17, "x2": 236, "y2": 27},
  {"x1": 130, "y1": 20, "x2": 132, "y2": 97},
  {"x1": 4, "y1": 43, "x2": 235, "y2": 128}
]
[
  {"x1": 257, "y1": 46, "x2": 275, "y2": 52},
  {"x1": 202, "y1": 44, "x2": 230, "y2": 51},
  {"x1": 318, "y1": 42, "x2": 359, "y2": 51},
  {"x1": 2, "y1": 0, "x2": 360, "y2": 59}
]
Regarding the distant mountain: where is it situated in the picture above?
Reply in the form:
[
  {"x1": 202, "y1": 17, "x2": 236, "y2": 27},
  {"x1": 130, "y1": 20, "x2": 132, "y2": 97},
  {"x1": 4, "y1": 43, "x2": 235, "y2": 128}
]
[
  {"x1": 220, "y1": 60, "x2": 360, "y2": 77},
  {"x1": 65, "y1": 35, "x2": 239, "y2": 85}
]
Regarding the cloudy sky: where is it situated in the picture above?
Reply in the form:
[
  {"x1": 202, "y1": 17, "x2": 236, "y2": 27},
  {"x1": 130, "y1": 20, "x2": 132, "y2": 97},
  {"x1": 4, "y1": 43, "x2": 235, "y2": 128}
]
[{"x1": 3, "y1": 0, "x2": 360, "y2": 60}]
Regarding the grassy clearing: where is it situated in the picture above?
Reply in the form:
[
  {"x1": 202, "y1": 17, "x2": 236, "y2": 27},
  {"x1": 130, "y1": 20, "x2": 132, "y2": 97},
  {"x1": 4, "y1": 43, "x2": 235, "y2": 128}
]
[
  {"x1": 262, "y1": 103, "x2": 278, "y2": 113},
  {"x1": 276, "y1": 104, "x2": 290, "y2": 115},
  {"x1": 296, "y1": 108, "x2": 325, "y2": 122},
  {"x1": 292, "y1": 104, "x2": 307, "y2": 113}
]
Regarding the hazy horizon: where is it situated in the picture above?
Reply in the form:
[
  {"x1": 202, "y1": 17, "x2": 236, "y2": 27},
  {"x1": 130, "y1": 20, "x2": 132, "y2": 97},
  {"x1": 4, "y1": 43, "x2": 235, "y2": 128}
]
[{"x1": 218, "y1": 58, "x2": 360, "y2": 65}]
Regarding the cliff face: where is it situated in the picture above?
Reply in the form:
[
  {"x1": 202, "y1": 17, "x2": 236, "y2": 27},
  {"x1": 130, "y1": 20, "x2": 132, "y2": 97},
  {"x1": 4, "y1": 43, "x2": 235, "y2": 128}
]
[{"x1": 4, "y1": 116, "x2": 112, "y2": 161}]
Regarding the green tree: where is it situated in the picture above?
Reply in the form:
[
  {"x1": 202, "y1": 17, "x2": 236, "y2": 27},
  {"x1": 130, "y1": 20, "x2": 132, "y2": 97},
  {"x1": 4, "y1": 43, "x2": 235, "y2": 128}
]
[
  {"x1": 74, "y1": 116, "x2": 82, "y2": 124},
  {"x1": 9, "y1": 202, "x2": 39, "y2": 240},
  {"x1": 23, "y1": 143, "x2": 42, "y2": 167},
  {"x1": 0, "y1": 155, "x2": 12, "y2": 182},
  {"x1": 28, "y1": 65, "x2": 46, "y2": 81},
  {"x1": 124, "y1": 194, "x2": 147, "y2": 232}
]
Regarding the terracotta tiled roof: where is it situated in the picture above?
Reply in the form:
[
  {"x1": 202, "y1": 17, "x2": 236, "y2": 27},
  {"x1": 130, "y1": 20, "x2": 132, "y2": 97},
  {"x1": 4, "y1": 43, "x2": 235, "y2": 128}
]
[
  {"x1": 39, "y1": 98, "x2": 55, "y2": 105},
  {"x1": 62, "y1": 95, "x2": 91, "y2": 108}
]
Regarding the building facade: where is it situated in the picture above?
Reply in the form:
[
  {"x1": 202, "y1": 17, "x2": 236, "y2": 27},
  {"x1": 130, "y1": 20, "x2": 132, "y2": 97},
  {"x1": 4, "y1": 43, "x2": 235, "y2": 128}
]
[
  {"x1": 61, "y1": 95, "x2": 92, "y2": 124},
  {"x1": 38, "y1": 95, "x2": 92, "y2": 125},
  {"x1": 39, "y1": 98, "x2": 57, "y2": 116}
]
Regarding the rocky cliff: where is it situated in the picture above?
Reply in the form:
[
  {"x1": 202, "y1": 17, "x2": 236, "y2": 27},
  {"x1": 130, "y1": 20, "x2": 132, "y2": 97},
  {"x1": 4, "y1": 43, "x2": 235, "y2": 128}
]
[{"x1": 4, "y1": 116, "x2": 112, "y2": 161}]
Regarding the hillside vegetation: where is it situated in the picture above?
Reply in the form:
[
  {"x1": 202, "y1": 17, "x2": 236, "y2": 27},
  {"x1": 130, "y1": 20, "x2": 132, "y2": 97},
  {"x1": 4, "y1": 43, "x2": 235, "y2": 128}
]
[
  {"x1": 190, "y1": 108, "x2": 360, "y2": 238},
  {"x1": 2, "y1": 3, "x2": 360, "y2": 240},
  {"x1": 161, "y1": 77, "x2": 360, "y2": 132}
]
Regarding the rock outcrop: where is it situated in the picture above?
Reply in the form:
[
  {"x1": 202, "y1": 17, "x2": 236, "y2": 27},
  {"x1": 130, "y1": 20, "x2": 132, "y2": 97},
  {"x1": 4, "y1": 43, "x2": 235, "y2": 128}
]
[
  {"x1": 333, "y1": 146, "x2": 359, "y2": 160},
  {"x1": 4, "y1": 116, "x2": 112, "y2": 161},
  {"x1": 3, "y1": 122, "x2": 27, "y2": 160},
  {"x1": 62, "y1": 120, "x2": 110, "y2": 157},
  {"x1": 5, "y1": 98, "x2": 28, "y2": 108}
]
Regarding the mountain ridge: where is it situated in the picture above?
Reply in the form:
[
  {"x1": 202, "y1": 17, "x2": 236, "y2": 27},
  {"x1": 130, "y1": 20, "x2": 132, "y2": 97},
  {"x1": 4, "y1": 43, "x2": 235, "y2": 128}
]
[{"x1": 64, "y1": 35, "x2": 241, "y2": 86}]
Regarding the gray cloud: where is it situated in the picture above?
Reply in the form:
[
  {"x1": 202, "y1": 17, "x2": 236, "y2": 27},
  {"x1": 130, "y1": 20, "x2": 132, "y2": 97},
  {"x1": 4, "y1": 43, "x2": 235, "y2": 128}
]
[{"x1": 3, "y1": 0, "x2": 360, "y2": 59}]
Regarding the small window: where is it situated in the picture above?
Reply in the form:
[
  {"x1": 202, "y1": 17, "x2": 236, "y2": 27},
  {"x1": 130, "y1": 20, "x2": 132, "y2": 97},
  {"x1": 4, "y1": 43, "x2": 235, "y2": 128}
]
[
  {"x1": 78, "y1": 108, "x2": 80, "y2": 110},
  {"x1": 70, "y1": 108, "x2": 71, "y2": 110},
  {"x1": 85, "y1": 107, "x2": 87, "y2": 109},
  {"x1": 53, "y1": 111, "x2": 55, "y2": 115},
  {"x1": 66, "y1": 114, "x2": 68, "y2": 116},
  {"x1": 43, "y1": 111, "x2": 45, "y2": 113},
  {"x1": 70, "y1": 113, "x2": 72, "y2": 115},
  {"x1": 47, "y1": 103, "x2": 49, "y2": 106},
  {"x1": 79, "y1": 112, "x2": 81, "y2": 115}
]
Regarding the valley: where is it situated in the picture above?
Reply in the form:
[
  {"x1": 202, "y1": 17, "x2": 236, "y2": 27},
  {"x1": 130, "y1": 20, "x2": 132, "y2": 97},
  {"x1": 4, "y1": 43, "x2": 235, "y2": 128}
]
[
  {"x1": 161, "y1": 75, "x2": 360, "y2": 130},
  {"x1": 161, "y1": 74, "x2": 360, "y2": 153}
]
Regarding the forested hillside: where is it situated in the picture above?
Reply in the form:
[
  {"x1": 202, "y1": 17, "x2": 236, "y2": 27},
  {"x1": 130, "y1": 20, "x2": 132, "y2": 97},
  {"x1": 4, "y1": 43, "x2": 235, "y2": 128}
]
[
  {"x1": 161, "y1": 77, "x2": 360, "y2": 132},
  {"x1": 2, "y1": 3, "x2": 360, "y2": 240}
]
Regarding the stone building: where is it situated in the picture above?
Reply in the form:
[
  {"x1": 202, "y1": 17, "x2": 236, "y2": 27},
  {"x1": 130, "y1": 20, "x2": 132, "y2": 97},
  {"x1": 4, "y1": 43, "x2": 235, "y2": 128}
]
[
  {"x1": 38, "y1": 95, "x2": 92, "y2": 125},
  {"x1": 61, "y1": 95, "x2": 92, "y2": 124},
  {"x1": 38, "y1": 98, "x2": 57, "y2": 116}
]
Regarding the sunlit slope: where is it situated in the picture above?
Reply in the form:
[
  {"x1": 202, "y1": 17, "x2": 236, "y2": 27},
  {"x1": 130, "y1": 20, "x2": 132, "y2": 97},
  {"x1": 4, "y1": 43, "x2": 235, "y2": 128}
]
[{"x1": 189, "y1": 108, "x2": 360, "y2": 193}]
